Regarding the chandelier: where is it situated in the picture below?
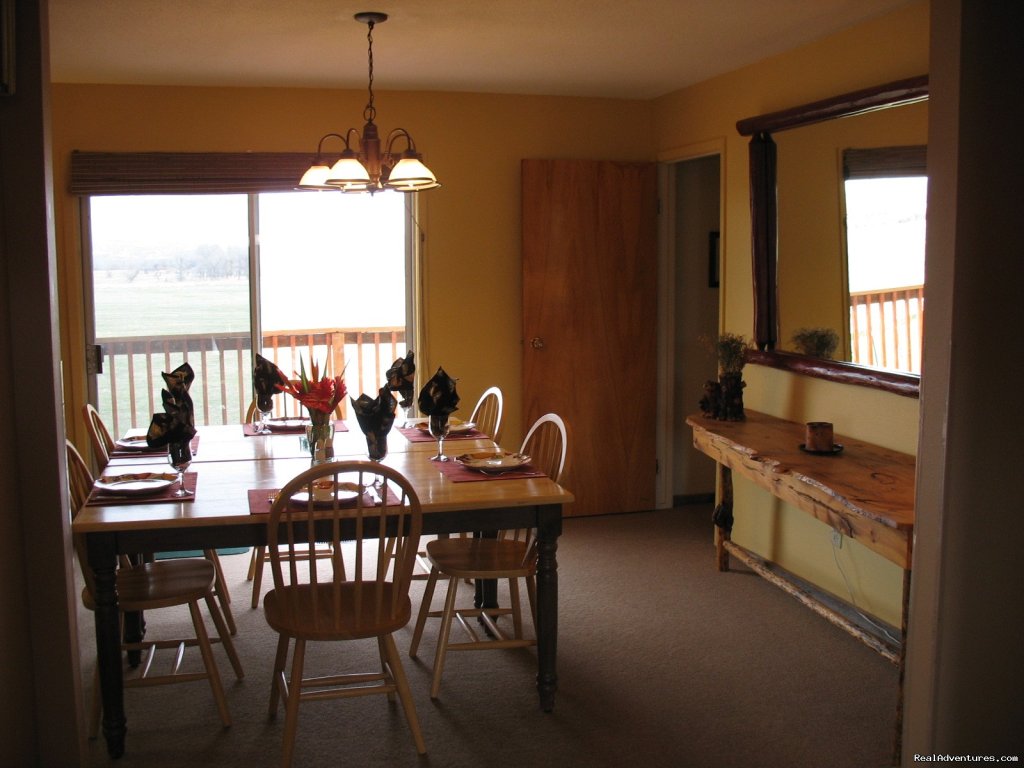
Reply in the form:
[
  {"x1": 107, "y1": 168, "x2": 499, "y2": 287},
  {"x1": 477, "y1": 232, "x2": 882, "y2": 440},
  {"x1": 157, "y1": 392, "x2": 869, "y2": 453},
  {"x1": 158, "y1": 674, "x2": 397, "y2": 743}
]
[{"x1": 298, "y1": 12, "x2": 440, "y2": 193}]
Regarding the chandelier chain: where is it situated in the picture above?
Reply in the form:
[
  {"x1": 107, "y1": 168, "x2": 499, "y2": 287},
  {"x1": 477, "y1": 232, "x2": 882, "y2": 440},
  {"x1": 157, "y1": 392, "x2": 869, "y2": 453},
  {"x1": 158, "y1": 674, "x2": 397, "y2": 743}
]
[{"x1": 364, "y1": 20, "x2": 376, "y2": 123}]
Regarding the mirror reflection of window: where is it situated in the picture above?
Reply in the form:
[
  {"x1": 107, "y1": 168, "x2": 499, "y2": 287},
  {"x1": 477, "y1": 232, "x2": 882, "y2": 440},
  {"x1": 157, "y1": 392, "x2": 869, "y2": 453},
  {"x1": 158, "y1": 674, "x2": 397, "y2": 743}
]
[{"x1": 842, "y1": 146, "x2": 927, "y2": 374}]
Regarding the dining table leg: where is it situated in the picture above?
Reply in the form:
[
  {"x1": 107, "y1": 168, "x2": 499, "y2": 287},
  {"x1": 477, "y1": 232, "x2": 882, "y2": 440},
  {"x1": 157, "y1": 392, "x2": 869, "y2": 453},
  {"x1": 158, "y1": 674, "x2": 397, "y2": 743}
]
[
  {"x1": 535, "y1": 505, "x2": 562, "y2": 712},
  {"x1": 473, "y1": 530, "x2": 499, "y2": 618},
  {"x1": 87, "y1": 533, "x2": 127, "y2": 758},
  {"x1": 123, "y1": 554, "x2": 147, "y2": 667}
]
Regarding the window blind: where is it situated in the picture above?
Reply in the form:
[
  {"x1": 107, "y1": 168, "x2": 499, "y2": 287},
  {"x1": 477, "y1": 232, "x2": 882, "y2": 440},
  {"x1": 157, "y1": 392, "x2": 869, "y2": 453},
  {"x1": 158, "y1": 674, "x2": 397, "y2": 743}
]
[
  {"x1": 68, "y1": 151, "x2": 341, "y2": 195},
  {"x1": 843, "y1": 145, "x2": 927, "y2": 179}
]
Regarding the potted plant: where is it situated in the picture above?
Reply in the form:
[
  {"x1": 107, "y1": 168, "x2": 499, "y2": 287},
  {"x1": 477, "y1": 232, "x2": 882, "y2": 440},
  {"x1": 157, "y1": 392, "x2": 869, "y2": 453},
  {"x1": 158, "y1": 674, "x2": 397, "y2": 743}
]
[
  {"x1": 699, "y1": 332, "x2": 749, "y2": 421},
  {"x1": 791, "y1": 327, "x2": 839, "y2": 358}
]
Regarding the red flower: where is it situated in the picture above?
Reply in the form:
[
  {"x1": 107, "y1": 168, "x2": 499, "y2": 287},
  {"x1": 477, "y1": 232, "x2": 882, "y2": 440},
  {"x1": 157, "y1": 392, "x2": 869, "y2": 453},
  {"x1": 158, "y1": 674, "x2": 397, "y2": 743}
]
[{"x1": 277, "y1": 357, "x2": 347, "y2": 416}]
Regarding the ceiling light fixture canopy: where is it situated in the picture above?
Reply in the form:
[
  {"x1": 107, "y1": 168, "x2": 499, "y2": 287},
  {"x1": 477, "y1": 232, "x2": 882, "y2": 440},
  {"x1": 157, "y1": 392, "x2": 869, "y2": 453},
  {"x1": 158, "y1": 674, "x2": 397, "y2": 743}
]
[{"x1": 298, "y1": 12, "x2": 439, "y2": 194}]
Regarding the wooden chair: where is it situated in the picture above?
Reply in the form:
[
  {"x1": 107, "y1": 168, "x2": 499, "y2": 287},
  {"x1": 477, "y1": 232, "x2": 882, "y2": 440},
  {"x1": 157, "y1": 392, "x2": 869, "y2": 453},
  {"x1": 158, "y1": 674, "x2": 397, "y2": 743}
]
[
  {"x1": 409, "y1": 412, "x2": 568, "y2": 698},
  {"x1": 407, "y1": 385, "x2": 505, "y2": 582},
  {"x1": 82, "y1": 403, "x2": 115, "y2": 470},
  {"x1": 244, "y1": 398, "x2": 342, "y2": 609},
  {"x1": 263, "y1": 460, "x2": 426, "y2": 765},
  {"x1": 66, "y1": 441, "x2": 244, "y2": 738},
  {"x1": 244, "y1": 399, "x2": 260, "y2": 422},
  {"x1": 468, "y1": 385, "x2": 504, "y2": 442},
  {"x1": 82, "y1": 403, "x2": 238, "y2": 635}
]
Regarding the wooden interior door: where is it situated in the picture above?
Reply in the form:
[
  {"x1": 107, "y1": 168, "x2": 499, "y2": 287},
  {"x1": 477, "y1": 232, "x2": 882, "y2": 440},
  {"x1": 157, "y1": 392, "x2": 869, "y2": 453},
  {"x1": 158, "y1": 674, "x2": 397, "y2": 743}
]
[{"x1": 522, "y1": 159, "x2": 658, "y2": 517}]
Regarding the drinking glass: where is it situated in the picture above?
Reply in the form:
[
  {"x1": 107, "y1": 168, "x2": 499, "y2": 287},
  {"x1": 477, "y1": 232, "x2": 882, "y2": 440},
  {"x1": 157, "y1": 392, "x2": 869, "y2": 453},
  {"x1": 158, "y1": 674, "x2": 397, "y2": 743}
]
[
  {"x1": 167, "y1": 440, "x2": 193, "y2": 496},
  {"x1": 366, "y1": 431, "x2": 388, "y2": 462},
  {"x1": 428, "y1": 414, "x2": 451, "y2": 462},
  {"x1": 256, "y1": 409, "x2": 273, "y2": 434}
]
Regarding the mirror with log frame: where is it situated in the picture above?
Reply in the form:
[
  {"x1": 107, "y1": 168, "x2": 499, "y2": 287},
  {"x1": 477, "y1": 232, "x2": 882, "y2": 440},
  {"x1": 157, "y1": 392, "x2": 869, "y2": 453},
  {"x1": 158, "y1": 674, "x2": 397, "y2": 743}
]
[{"x1": 737, "y1": 75, "x2": 928, "y2": 398}]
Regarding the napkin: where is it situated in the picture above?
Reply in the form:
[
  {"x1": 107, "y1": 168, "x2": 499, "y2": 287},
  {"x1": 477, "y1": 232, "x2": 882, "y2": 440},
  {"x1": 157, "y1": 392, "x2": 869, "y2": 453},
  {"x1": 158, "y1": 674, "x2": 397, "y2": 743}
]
[
  {"x1": 162, "y1": 360, "x2": 195, "y2": 393},
  {"x1": 417, "y1": 366, "x2": 460, "y2": 417},
  {"x1": 385, "y1": 350, "x2": 416, "y2": 408},
  {"x1": 146, "y1": 362, "x2": 197, "y2": 449},
  {"x1": 253, "y1": 353, "x2": 285, "y2": 412},
  {"x1": 351, "y1": 386, "x2": 398, "y2": 460}
]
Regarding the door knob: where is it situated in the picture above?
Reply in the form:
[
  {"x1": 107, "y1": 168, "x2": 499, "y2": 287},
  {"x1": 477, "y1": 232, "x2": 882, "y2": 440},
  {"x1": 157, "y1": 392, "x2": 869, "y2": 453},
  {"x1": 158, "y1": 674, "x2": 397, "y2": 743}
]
[{"x1": 530, "y1": 337, "x2": 545, "y2": 350}]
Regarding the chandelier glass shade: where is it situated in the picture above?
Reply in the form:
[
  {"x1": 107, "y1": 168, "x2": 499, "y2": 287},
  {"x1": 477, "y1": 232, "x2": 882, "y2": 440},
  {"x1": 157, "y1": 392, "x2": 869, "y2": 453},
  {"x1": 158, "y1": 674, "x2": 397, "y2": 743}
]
[{"x1": 298, "y1": 12, "x2": 439, "y2": 194}]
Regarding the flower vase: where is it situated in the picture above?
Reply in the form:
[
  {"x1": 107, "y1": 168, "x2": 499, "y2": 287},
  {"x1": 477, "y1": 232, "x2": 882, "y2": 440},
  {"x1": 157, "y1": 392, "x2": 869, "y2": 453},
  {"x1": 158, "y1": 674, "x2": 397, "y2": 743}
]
[{"x1": 304, "y1": 414, "x2": 335, "y2": 465}]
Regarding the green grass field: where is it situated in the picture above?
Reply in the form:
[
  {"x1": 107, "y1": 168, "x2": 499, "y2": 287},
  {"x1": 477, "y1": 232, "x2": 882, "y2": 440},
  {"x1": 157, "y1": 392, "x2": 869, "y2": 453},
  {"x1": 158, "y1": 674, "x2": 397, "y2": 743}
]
[{"x1": 93, "y1": 271, "x2": 250, "y2": 337}]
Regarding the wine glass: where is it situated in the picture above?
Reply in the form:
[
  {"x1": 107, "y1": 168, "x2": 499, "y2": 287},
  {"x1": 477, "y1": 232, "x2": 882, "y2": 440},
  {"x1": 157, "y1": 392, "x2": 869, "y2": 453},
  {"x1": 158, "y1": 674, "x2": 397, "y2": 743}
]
[
  {"x1": 428, "y1": 414, "x2": 451, "y2": 462},
  {"x1": 256, "y1": 408, "x2": 273, "y2": 434},
  {"x1": 366, "y1": 432, "x2": 388, "y2": 463},
  {"x1": 167, "y1": 440, "x2": 193, "y2": 497}
]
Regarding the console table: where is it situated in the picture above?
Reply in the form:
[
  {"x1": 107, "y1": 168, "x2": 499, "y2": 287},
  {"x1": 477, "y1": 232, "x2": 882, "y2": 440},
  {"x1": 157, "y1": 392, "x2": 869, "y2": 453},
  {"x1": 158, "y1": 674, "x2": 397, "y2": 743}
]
[
  {"x1": 687, "y1": 409, "x2": 915, "y2": 761},
  {"x1": 687, "y1": 410, "x2": 915, "y2": 654}
]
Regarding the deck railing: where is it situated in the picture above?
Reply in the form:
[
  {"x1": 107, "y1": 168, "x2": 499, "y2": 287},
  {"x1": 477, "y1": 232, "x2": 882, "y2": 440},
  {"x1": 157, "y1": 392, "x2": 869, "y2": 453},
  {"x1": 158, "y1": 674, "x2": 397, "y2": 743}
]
[
  {"x1": 849, "y1": 285, "x2": 924, "y2": 374},
  {"x1": 96, "y1": 326, "x2": 406, "y2": 437}
]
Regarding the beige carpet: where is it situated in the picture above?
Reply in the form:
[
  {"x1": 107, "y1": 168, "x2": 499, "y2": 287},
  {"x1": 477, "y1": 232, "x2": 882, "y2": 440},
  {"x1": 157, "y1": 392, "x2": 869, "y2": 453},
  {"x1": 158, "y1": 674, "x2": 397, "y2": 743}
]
[{"x1": 78, "y1": 506, "x2": 899, "y2": 767}]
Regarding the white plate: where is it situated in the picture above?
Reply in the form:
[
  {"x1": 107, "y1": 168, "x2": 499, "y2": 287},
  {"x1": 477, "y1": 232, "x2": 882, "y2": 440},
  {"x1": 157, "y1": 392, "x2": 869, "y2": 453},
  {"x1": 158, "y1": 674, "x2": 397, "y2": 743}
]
[
  {"x1": 115, "y1": 435, "x2": 152, "y2": 450},
  {"x1": 290, "y1": 481, "x2": 361, "y2": 506},
  {"x1": 266, "y1": 418, "x2": 311, "y2": 428},
  {"x1": 94, "y1": 473, "x2": 176, "y2": 496},
  {"x1": 414, "y1": 419, "x2": 476, "y2": 434},
  {"x1": 456, "y1": 451, "x2": 532, "y2": 472}
]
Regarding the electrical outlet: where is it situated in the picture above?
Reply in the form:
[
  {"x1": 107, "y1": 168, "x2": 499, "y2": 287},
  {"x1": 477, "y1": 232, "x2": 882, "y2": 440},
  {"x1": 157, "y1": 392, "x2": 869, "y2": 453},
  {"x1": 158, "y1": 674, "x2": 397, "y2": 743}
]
[{"x1": 831, "y1": 529, "x2": 843, "y2": 548}]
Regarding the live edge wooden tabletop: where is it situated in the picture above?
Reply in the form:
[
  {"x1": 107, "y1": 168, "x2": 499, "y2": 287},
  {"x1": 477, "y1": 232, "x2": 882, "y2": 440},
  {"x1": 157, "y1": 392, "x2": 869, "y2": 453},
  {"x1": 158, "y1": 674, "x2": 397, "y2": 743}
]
[{"x1": 686, "y1": 410, "x2": 916, "y2": 569}]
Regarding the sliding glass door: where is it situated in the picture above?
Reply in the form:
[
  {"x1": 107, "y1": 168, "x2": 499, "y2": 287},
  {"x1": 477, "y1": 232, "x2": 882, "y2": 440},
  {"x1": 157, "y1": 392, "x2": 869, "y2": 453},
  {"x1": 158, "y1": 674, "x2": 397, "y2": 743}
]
[{"x1": 84, "y1": 192, "x2": 410, "y2": 435}]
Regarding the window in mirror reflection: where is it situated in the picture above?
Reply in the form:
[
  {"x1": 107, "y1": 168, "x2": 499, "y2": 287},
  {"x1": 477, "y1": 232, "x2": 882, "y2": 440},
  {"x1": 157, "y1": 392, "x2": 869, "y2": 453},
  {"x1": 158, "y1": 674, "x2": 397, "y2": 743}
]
[{"x1": 843, "y1": 146, "x2": 927, "y2": 374}]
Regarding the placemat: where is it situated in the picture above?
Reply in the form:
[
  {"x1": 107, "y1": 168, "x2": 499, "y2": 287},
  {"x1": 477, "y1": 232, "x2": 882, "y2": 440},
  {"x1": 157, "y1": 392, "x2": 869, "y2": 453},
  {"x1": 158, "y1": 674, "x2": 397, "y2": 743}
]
[
  {"x1": 87, "y1": 471, "x2": 198, "y2": 506},
  {"x1": 243, "y1": 419, "x2": 348, "y2": 437},
  {"x1": 434, "y1": 460, "x2": 546, "y2": 483},
  {"x1": 248, "y1": 485, "x2": 399, "y2": 514},
  {"x1": 110, "y1": 433, "x2": 201, "y2": 458},
  {"x1": 397, "y1": 426, "x2": 488, "y2": 443}
]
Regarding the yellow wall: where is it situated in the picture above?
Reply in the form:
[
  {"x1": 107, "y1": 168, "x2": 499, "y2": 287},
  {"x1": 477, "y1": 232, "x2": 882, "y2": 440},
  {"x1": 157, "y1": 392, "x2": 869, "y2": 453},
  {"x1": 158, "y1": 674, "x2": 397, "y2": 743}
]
[
  {"x1": 52, "y1": 0, "x2": 928, "y2": 627},
  {"x1": 653, "y1": 0, "x2": 928, "y2": 626},
  {"x1": 51, "y1": 86, "x2": 654, "y2": 452}
]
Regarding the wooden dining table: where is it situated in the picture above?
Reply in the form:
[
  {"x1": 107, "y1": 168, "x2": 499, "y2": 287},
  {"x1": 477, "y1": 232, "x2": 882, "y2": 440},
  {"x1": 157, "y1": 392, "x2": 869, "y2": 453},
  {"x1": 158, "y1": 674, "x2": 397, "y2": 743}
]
[{"x1": 73, "y1": 421, "x2": 574, "y2": 759}]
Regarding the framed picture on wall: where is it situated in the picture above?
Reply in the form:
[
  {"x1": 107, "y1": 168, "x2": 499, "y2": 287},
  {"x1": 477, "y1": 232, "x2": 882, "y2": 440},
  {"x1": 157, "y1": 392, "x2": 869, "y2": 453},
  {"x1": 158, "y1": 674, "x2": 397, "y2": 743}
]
[
  {"x1": 1, "y1": 0, "x2": 13, "y2": 96},
  {"x1": 708, "y1": 231, "x2": 720, "y2": 288}
]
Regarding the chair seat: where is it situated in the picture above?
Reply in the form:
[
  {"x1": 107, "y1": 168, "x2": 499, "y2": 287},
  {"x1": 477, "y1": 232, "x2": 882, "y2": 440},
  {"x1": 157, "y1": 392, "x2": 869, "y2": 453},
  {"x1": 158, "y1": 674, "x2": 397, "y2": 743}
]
[
  {"x1": 79, "y1": 559, "x2": 216, "y2": 612},
  {"x1": 425, "y1": 537, "x2": 534, "y2": 579},
  {"x1": 264, "y1": 582, "x2": 412, "y2": 641},
  {"x1": 118, "y1": 559, "x2": 217, "y2": 609}
]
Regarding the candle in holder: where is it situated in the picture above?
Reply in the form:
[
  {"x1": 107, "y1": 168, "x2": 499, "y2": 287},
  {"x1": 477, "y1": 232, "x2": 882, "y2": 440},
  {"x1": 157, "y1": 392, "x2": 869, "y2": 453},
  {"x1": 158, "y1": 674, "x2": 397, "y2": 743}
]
[{"x1": 805, "y1": 422, "x2": 834, "y2": 452}]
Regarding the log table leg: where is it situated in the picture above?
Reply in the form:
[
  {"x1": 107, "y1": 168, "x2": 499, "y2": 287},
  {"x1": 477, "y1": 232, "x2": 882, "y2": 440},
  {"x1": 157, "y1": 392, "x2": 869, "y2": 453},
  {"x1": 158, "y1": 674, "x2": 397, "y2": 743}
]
[{"x1": 713, "y1": 466, "x2": 734, "y2": 571}]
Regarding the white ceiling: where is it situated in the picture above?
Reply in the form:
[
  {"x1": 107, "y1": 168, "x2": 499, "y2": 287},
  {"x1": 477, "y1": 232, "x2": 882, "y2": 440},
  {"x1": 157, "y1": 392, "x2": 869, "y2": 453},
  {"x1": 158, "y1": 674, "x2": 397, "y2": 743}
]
[{"x1": 48, "y1": 0, "x2": 914, "y2": 100}]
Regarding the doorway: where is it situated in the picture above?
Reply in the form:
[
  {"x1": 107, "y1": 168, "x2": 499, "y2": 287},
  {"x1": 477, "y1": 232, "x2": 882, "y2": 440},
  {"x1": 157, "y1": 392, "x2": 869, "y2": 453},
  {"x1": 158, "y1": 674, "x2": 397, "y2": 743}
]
[{"x1": 663, "y1": 154, "x2": 721, "y2": 504}]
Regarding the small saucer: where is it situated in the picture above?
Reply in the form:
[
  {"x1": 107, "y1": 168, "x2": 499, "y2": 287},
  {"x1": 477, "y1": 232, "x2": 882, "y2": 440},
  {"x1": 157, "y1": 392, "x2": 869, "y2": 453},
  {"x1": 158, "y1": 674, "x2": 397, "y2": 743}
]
[{"x1": 799, "y1": 443, "x2": 844, "y2": 456}]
